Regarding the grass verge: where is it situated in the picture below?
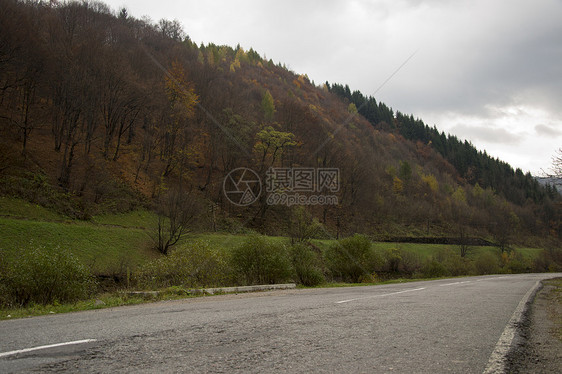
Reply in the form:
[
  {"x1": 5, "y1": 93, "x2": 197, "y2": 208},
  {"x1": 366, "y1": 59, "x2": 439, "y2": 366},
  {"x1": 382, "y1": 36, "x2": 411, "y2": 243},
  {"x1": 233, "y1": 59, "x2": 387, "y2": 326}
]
[
  {"x1": 542, "y1": 277, "x2": 562, "y2": 341},
  {"x1": 0, "y1": 288, "x2": 203, "y2": 321},
  {"x1": 0, "y1": 217, "x2": 156, "y2": 273}
]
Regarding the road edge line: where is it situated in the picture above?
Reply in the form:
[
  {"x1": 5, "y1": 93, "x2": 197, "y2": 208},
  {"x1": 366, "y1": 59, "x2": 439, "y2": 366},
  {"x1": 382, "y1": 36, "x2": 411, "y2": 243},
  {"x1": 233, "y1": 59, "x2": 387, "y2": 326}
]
[
  {"x1": 335, "y1": 287, "x2": 426, "y2": 304},
  {"x1": 0, "y1": 339, "x2": 97, "y2": 359},
  {"x1": 482, "y1": 280, "x2": 542, "y2": 374}
]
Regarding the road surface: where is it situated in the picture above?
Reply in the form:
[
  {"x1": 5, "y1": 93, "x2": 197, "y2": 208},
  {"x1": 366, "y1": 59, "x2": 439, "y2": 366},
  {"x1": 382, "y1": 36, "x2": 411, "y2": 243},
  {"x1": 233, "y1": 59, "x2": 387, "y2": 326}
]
[{"x1": 1, "y1": 273, "x2": 560, "y2": 373}]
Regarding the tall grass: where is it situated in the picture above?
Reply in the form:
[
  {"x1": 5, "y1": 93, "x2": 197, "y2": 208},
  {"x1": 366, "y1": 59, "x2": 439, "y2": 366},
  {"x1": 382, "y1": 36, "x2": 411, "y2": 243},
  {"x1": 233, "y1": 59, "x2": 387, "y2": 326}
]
[{"x1": 0, "y1": 242, "x2": 95, "y2": 307}]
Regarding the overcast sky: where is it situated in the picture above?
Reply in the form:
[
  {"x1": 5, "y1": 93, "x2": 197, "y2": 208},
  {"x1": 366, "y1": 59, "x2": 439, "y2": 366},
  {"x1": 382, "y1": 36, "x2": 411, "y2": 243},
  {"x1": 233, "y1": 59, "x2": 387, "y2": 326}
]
[{"x1": 104, "y1": 0, "x2": 562, "y2": 175}]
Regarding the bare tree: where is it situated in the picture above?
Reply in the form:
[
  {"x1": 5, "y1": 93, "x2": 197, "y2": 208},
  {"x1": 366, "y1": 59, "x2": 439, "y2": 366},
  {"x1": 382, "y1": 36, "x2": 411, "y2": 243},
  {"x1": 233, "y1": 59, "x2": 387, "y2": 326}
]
[
  {"x1": 548, "y1": 148, "x2": 562, "y2": 178},
  {"x1": 0, "y1": 1, "x2": 45, "y2": 154},
  {"x1": 97, "y1": 56, "x2": 132, "y2": 159},
  {"x1": 154, "y1": 185, "x2": 201, "y2": 255},
  {"x1": 489, "y1": 206, "x2": 518, "y2": 254},
  {"x1": 4, "y1": 65, "x2": 41, "y2": 153},
  {"x1": 457, "y1": 225, "x2": 472, "y2": 258}
]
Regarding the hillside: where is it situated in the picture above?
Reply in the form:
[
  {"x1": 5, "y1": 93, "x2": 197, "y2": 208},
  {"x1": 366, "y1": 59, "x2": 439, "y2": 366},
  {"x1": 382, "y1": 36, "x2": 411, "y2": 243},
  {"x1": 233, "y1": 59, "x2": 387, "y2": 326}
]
[{"x1": 0, "y1": 0, "x2": 560, "y2": 248}]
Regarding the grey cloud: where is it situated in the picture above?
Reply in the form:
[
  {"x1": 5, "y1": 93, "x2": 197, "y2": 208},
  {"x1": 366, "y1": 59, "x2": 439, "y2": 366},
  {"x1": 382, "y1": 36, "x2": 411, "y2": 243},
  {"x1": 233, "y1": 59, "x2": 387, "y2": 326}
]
[
  {"x1": 374, "y1": 0, "x2": 562, "y2": 118},
  {"x1": 535, "y1": 124, "x2": 562, "y2": 137},
  {"x1": 449, "y1": 123, "x2": 522, "y2": 145}
]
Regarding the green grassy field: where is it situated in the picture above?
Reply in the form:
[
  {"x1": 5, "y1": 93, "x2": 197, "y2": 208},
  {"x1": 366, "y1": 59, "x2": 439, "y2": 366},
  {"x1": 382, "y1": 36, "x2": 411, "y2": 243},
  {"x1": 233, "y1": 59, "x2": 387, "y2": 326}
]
[
  {"x1": 0, "y1": 217, "x2": 157, "y2": 273},
  {"x1": 0, "y1": 196, "x2": 65, "y2": 221},
  {"x1": 0, "y1": 197, "x2": 555, "y2": 320},
  {"x1": 0, "y1": 198, "x2": 158, "y2": 273},
  {"x1": 0, "y1": 197, "x2": 545, "y2": 274},
  {"x1": 90, "y1": 209, "x2": 158, "y2": 229}
]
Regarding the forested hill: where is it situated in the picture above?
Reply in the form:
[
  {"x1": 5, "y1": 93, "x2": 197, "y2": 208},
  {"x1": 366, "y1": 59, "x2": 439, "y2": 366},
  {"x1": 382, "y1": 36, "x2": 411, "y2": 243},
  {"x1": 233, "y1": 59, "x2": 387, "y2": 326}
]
[
  {"x1": 326, "y1": 83, "x2": 558, "y2": 206},
  {"x1": 0, "y1": 0, "x2": 560, "y2": 245}
]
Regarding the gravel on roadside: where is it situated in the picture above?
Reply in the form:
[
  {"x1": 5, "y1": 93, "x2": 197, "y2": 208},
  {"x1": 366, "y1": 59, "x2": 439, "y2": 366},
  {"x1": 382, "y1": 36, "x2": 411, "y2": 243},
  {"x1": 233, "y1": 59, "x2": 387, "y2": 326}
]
[{"x1": 507, "y1": 277, "x2": 562, "y2": 373}]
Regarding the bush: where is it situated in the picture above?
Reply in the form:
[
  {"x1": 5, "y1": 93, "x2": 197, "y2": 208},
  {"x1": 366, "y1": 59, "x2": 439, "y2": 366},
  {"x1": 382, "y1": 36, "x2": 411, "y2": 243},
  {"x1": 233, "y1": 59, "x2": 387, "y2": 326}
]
[
  {"x1": 382, "y1": 247, "x2": 402, "y2": 273},
  {"x1": 136, "y1": 241, "x2": 231, "y2": 289},
  {"x1": 421, "y1": 260, "x2": 448, "y2": 278},
  {"x1": 325, "y1": 234, "x2": 381, "y2": 282},
  {"x1": 398, "y1": 249, "x2": 424, "y2": 275},
  {"x1": 288, "y1": 206, "x2": 324, "y2": 244},
  {"x1": 474, "y1": 252, "x2": 501, "y2": 275},
  {"x1": 436, "y1": 247, "x2": 474, "y2": 276},
  {"x1": 501, "y1": 250, "x2": 531, "y2": 273},
  {"x1": 230, "y1": 235, "x2": 293, "y2": 285},
  {"x1": 443, "y1": 255, "x2": 475, "y2": 276},
  {"x1": 533, "y1": 248, "x2": 562, "y2": 272},
  {"x1": 0, "y1": 243, "x2": 95, "y2": 307},
  {"x1": 290, "y1": 243, "x2": 325, "y2": 286}
]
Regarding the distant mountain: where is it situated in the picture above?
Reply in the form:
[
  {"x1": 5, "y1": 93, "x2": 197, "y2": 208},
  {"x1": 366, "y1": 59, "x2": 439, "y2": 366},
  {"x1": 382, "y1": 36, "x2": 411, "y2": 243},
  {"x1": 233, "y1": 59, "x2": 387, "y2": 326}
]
[{"x1": 536, "y1": 177, "x2": 562, "y2": 192}]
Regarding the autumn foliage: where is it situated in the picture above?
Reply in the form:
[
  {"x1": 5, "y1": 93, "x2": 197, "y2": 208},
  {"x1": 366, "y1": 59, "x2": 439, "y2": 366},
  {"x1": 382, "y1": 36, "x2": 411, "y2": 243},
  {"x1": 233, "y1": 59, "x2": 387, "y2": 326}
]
[{"x1": 0, "y1": 0, "x2": 560, "y2": 248}]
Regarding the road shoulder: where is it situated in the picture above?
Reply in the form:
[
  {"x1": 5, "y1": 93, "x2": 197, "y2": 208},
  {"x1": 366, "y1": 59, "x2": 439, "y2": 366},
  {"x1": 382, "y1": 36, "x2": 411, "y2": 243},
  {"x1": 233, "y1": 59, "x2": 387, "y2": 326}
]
[{"x1": 507, "y1": 277, "x2": 562, "y2": 373}]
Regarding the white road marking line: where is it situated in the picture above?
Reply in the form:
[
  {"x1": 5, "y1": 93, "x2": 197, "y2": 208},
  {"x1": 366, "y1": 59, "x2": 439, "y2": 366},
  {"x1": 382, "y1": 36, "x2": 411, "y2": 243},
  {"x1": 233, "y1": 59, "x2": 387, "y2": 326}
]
[
  {"x1": 0, "y1": 339, "x2": 97, "y2": 358},
  {"x1": 475, "y1": 276, "x2": 509, "y2": 282},
  {"x1": 439, "y1": 281, "x2": 472, "y2": 287},
  {"x1": 336, "y1": 287, "x2": 426, "y2": 304}
]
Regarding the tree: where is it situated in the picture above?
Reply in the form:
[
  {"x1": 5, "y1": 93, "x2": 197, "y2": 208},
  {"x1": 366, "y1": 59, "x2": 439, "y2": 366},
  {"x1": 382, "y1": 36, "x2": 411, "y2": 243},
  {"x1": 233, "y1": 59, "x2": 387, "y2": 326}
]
[
  {"x1": 253, "y1": 126, "x2": 296, "y2": 171},
  {"x1": 158, "y1": 19, "x2": 185, "y2": 41},
  {"x1": 490, "y1": 205, "x2": 519, "y2": 253},
  {"x1": 154, "y1": 185, "x2": 201, "y2": 255},
  {"x1": 0, "y1": 1, "x2": 45, "y2": 154},
  {"x1": 261, "y1": 90, "x2": 275, "y2": 121},
  {"x1": 161, "y1": 60, "x2": 199, "y2": 176},
  {"x1": 97, "y1": 53, "x2": 136, "y2": 159},
  {"x1": 48, "y1": 54, "x2": 87, "y2": 189},
  {"x1": 548, "y1": 148, "x2": 562, "y2": 178},
  {"x1": 112, "y1": 88, "x2": 142, "y2": 161},
  {"x1": 251, "y1": 125, "x2": 297, "y2": 226},
  {"x1": 5, "y1": 63, "x2": 41, "y2": 154},
  {"x1": 457, "y1": 226, "x2": 472, "y2": 258},
  {"x1": 399, "y1": 160, "x2": 412, "y2": 183},
  {"x1": 452, "y1": 186, "x2": 467, "y2": 203},
  {"x1": 288, "y1": 206, "x2": 322, "y2": 244},
  {"x1": 393, "y1": 176, "x2": 403, "y2": 195}
]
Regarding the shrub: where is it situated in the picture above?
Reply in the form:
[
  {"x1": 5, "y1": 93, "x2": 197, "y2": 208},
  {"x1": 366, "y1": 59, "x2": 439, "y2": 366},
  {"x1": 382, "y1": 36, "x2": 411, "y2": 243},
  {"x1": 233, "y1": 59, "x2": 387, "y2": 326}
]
[
  {"x1": 436, "y1": 247, "x2": 474, "y2": 276},
  {"x1": 443, "y1": 255, "x2": 475, "y2": 276},
  {"x1": 533, "y1": 248, "x2": 562, "y2": 272},
  {"x1": 474, "y1": 252, "x2": 501, "y2": 275},
  {"x1": 398, "y1": 249, "x2": 424, "y2": 275},
  {"x1": 0, "y1": 243, "x2": 95, "y2": 307},
  {"x1": 290, "y1": 243, "x2": 325, "y2": 286},
  {"x1": 230, "y1": 235, "x2": 293, "y2": 285},
  {"x1": 505, "y1": 258, "x2": 529, "y2": 273},
  {"x1": 421, "y1": 260, "x2": 448, "y2": 278},
  {"x1": 288, "y1": 206, "x2": 324, "y2": 244},
  {"x1": 382, "y1": 247, "x2": 402, "y2": 273},
  {"x1": 358, "y1": 273, "x2": 379, "y2": 283},
  {"x1": 501, "y1": 250, "x2": 531, "y2": 274},
  {"x1": 325, "y1": 234, "x2": 381, "y2": 282},
  {"x1": 136, "y1": 241, "x2": 230, "y2": 289}
]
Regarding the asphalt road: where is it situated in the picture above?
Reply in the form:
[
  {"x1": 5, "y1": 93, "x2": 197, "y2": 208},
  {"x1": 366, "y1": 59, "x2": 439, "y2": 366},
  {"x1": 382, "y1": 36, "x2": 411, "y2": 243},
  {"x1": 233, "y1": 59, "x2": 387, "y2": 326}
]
[{"x1": 1, "y1": 273, "x2": 560, "y2": 373}]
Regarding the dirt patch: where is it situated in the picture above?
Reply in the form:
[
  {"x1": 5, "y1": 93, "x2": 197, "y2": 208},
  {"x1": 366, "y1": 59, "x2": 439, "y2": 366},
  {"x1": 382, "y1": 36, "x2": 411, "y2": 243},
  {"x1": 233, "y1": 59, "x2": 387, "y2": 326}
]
[{"x1": 508, "y1": 277, "x2": 562, "y2": 373}]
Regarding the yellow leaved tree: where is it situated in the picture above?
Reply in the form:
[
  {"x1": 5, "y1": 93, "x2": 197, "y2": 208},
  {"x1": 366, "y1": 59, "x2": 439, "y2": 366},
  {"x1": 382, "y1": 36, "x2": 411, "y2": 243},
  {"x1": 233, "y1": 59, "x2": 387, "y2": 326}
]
[{"x1": 161, "y1": 60, "x2": 200, "y2": 177}]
